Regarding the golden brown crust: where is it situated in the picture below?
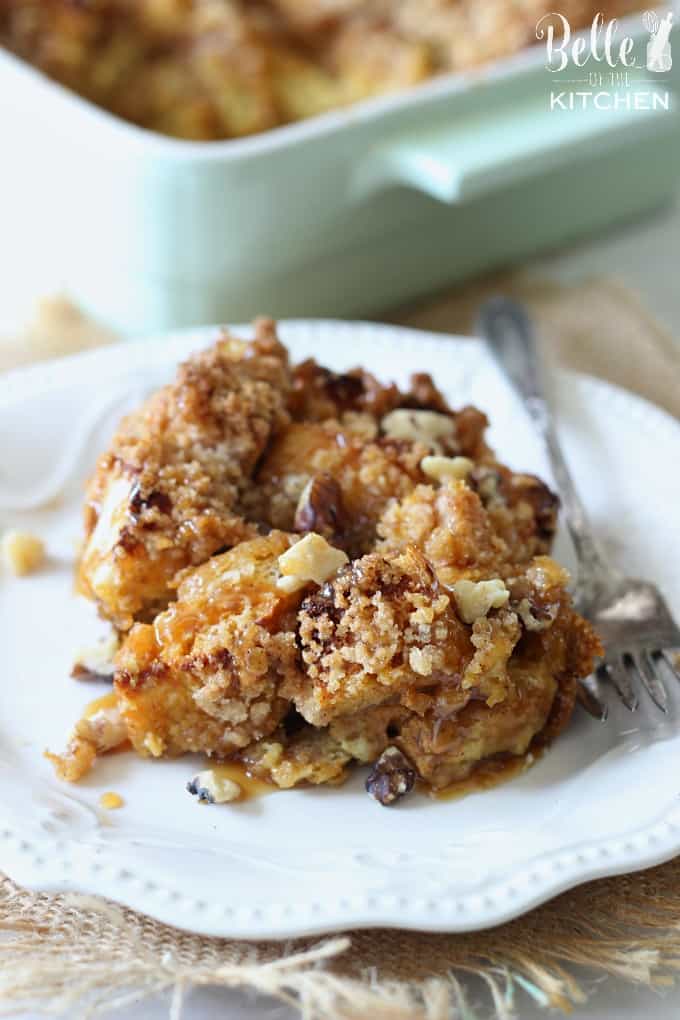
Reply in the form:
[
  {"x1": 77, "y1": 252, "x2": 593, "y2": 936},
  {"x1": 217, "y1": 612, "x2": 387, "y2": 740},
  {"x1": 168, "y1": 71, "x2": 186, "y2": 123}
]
[
  {"x1": 469, "y1": 464, "x2": 559, "y2": 559},
  {"x1": 293, "y1": 546, "x2": 470, "y2": 726},
  {"x1": 327, "y1": 597, "x2": 599, "y2": 790},
  {"x1": 77, "y1": 320, "x2": 290, "y2": 629},
  {"x1": 114, "y1": 532, "x2": 304, "y2": 758},
  {"x1": 242, "y1": 372, "x2": 497, "y2": 560},
  {"x1": 296, "y1": 521, "x2": 601, "y2": 788},
  {"x1": 242, "y1": 421, "x2": 429, "y2": 558},
  {"x1": 289, "y1": 361, "x2": 402, "y2": 423},
  {"x1": 377, "y1": 476, "x2": 558, "y2": 582}
]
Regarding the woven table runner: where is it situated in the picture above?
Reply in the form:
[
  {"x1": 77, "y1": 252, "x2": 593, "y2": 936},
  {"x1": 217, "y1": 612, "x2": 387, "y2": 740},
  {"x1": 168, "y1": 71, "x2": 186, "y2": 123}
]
[{"x1": 1, "y1": 276, "x2": 679, "y2": 1020}]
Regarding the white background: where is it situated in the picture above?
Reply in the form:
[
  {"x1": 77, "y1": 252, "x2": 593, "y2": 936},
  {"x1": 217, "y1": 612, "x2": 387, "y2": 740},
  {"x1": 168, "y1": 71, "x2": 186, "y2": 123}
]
[{"x1": 9, "y1": 197, "x2": 680, "y2": 1019}]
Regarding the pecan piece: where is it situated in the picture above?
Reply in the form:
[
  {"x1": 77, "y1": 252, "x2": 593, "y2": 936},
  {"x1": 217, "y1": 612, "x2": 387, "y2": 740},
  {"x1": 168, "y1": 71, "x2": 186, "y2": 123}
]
[
  {"x1": 400, "y1": 372, "x2": 451, "y2": 413},
  {"x1": 381, "y1": 409, "x2": 456, "y2": 454},
  {"x1": 322, "y1": 371, "x2": 365, "y2": 407},
  {"x1": 515, "y1": 596, "x2": 559, "y2": 632},
  {"x1": 365, "y1": 746, "x2": 417, "y2": 806},
  {"x1": 468, "y1": 465, "x2": 506, "y2": 507},
  {"x1": 511, "y1": 474, "x2": 559, "y2": 542},
  {"x1": 294, "y1": 474, "x2": 347, "y2": 544},
  {"x1": 129, "y1": 483, "x2": 172, "y2": 519},
  {"x1": 508, "y1": 576, "x2": 560, "y2": 632}
]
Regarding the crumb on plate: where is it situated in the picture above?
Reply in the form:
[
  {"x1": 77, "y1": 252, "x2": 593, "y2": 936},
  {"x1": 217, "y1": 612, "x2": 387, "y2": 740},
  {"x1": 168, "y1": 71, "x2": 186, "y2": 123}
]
[
  {"x1": 99, "y1": 791, "x2": 124, "y2": 810},
  {"x1": 1, "y1": 530, "x2": 45, "y2": 576}
]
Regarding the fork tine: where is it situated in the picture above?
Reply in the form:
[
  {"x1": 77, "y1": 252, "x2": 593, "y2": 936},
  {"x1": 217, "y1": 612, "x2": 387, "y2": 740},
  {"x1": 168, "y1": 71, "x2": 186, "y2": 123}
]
[
  {"x1": 600, "y1": 659, "x2": 639, "y2": 711},
  {"x1": 577, "y1": 677, "x2": 608, "y2": 721},
  {"x1": 633, "y1": 651, "x2": 668, "y2": 713},
  {"x1": 661, "y1": 650, "x2": 680, "y2": 684}
]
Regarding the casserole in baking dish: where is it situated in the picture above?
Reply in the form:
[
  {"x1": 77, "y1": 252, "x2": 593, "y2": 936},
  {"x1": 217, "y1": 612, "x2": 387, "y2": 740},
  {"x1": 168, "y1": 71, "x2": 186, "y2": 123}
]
[
  {"x1": 0, "y1": 0, "x2": 649, "y2": 141},
  {"x1": 0, "y1": 5, "x2": 678, "y2": 331}
]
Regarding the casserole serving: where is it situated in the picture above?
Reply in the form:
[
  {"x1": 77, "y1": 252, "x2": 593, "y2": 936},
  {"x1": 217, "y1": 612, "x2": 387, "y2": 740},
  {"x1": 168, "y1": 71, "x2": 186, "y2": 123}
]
[{"x1": 47, "y1": 319, "x2": 601, "y2": 802}]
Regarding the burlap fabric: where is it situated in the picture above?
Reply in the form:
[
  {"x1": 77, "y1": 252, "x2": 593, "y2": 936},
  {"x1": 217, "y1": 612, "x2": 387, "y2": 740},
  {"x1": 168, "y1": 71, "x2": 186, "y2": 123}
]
[{"x1": 1, "y1": 276, "x2": 679, "y2": 1019}]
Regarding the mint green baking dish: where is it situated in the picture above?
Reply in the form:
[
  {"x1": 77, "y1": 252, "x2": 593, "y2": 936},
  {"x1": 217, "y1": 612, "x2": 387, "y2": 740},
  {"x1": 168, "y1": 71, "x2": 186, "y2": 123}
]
[{"x1": 0, "y1": 11, "x2": 677, "y2": 332}]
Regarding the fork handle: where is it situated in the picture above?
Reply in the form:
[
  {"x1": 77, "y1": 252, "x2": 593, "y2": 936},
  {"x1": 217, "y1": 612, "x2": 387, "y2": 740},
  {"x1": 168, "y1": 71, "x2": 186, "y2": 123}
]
[{"x1": 477, "y1": 297, "x2": 616, "y2": 590}]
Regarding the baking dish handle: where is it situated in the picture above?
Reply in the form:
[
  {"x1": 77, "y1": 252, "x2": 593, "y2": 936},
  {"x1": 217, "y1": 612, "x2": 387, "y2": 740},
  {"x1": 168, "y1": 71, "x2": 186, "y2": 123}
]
[{"x1": 352, "y1": 84, "x2": 678, "y2": 204}]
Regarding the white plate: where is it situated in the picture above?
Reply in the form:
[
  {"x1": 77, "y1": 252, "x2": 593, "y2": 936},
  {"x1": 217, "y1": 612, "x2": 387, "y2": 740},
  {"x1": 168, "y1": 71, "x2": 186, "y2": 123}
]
[{"x1": 1, "y1": 321, "x2": 679, "y2": 940}]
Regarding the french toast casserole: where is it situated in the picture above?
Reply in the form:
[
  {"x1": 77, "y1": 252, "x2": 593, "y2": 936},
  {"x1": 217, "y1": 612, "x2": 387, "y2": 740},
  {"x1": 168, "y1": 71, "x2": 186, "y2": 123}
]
[
  {"x1": 48, "y1": 320, "x2": 602, "y2": 805},
  {"x1": 2, "y1": 0, "x2": 644, "y2": 141}
]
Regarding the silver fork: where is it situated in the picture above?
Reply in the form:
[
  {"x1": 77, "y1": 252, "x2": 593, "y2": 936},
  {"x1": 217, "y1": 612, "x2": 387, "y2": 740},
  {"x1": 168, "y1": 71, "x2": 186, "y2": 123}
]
[{"x1": 477, "y1": 296, "x2": 680, "y2": 719}]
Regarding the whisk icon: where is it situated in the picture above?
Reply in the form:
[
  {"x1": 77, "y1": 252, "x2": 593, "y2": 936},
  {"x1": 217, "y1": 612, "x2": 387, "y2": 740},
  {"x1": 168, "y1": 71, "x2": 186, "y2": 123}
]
[{"x1": 644, "y1": 9, "x2": 673, "y2": 71}]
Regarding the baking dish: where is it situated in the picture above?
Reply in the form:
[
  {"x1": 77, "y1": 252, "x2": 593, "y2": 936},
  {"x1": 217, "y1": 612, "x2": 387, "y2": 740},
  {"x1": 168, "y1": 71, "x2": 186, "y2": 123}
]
[{"x1": 1, "y1": 11, "x2": 678, "y2": 333}]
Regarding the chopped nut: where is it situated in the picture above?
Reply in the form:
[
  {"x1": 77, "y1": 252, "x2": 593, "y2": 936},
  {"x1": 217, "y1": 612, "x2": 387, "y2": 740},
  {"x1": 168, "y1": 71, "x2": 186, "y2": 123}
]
[
  {"x1": 72, "y1": 631, "x2": 120, "y2": 681},
  {"x1": 294, "y1": 474, "x2": 347, "y2": 543},
  {"x1": 506, "y1": 561, "x2": 564, "y2": 632},
  {"x1": 469, "y1": 465, "x2": 503, "y2": 504},
  {"x1": 408, "y1": 647, "x2": 433, "y2": 676},
  {"x1": 186, "y1": 769, "x2": 241, "y2": 804},
  {"x1": 74, "y1": 705, "x2": 127, "y2": 753},
  {"x1": 420, "y1": 455, "x2": 474, "y2": 484},
  {"x1": 46, "y1": 700, "x2": 127, "y2": 783},
  {"x1": 403, "y1": 372, "x2": 451, "y2": 413},
  {"x1": 1, "y1": 530, "x2": 45, "y2": 576},
  {"x1": 380, "y1": 409, "x2": 456, "y2": 453},
  {"x1": 277, "y1": 533, "x2": 348, "y2": 593},
  {"x1": 515, "y1": 596, "x2": 559, "y2": 632},
  {"x1": 452, "y1": 578, "x2": 510, "y2": 624},
  {"x1": 511, "y1": 474, "x2": 559, "y2": 541},
  {"x1": 365, "y1": 746, "x2": 417, "y2": 806}
]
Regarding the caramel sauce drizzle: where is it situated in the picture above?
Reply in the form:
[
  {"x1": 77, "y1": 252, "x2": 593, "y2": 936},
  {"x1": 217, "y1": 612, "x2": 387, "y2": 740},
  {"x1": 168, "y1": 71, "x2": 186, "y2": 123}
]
[
  {"x1": 208, "y1": 762, "x2": 274, "y2": 801},
  {"x1": 80, "y1": 697, "x2": 535, "y2": 804},
  {"x1": 83, "y1": 691, "x2": 118, "y2": 717},
  {"x1": 430, "y1": 752, "x2": 537, "y2": 801}
]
